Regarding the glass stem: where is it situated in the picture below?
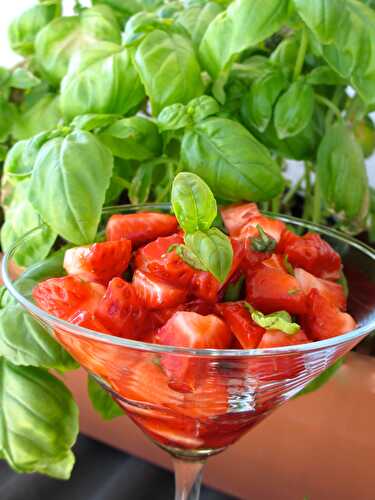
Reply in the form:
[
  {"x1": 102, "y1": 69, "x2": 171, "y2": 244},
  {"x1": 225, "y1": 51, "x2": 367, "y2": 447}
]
[{"x1": 173, "y1": 458, "x2": 205, "y2": 500}]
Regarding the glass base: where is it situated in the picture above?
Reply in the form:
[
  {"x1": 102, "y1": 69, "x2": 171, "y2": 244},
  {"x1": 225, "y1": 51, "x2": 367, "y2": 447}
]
[{"x1": 157, "y1": 442, "x2": 226, "y2": 461}]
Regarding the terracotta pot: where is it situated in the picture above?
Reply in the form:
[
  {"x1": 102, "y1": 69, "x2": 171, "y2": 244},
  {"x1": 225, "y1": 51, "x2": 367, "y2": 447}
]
[{"x1": 63, "y1": 352, "x2": 375, "y2": 500}]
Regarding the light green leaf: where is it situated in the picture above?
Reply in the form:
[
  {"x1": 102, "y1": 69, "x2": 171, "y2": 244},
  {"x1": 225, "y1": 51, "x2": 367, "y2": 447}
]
[
  {"x1": 128, "y1": 161, "x2": 155, "y2": 204},
  {"x1": 134, "y1": 29, "x2": 204, "y2": 115},
  {"x1": 9, "y1": 68, "x2": 41, "y2": 89},
  {"x1": 29, "y1": 130, "x2": 113, "y2": 244},
  {"x1": 157, "y1": 104, "x2": 190, "y2": 132},
  {"x1": 171, "y1": 172, "x2": 217, "y2": 233},
  {"x1": 0, "y1": 359, "x2": 78, "y2": 479},
  {"x1": 249, "y1": 308, "x2": 301, "y2": 335},
  {"x1": 176, "y1": 2, "x2": 223, "y2": 49},
  {"x1": 187, "y1": 96, "x2": 220, "y2": 123},
  {"x1": 88, "y1": 376, "x2": 123, "y2": 420},
  {"x1": 71, "y1": 114, "x2": 120, "y2": 132},
  {"x1": 12, "y1": 94, "x2": 61, "y2": 141},
  {"x1": 4, "y1": 132, "x2": 50, "y2": 181}
]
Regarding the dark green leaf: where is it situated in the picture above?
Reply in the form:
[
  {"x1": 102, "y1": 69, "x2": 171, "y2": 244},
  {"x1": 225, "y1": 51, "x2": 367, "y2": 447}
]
[
  {"x1": 306, "y1": 66, "x2": 347, "y2": 85},
  {"x1": 296, "y1": 358, "x2": 344, "y2": 397},
  {"x1": 87, "y1": 376, "x2": 123, "y2": 420},
  {"x1": 270, "y1": 35, "x2": 300, "y2": 79},
  {"x1": 171, "y1": 172, "x2": 217, "y2": 233},
  {"x1": 274, "y1": 80, "x2": 314, "y2": 139},
  {"x1": 223, "y1": 275, "x2": 244, "y2": 301},
  {"x1": 128, "y1": 162, "x2": 155, "y2": 204},
  {"x1": 0, "y1": 98, "x2": 17, "y2": 143},
  {"x1": 0, "y1": 359, "x2": 78, "y2": 479},
  {"x1": 181, "y1": 117, "x2": 284, "y2": 202}
]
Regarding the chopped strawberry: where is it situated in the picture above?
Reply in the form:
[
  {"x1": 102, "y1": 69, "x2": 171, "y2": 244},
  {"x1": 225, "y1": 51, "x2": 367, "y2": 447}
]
[
  {"x1": 303, "y1": 289, "x2": 356, "y2": 341},
  {"x1": 246, "y1": 264, "x2": 306, "y2": 315},
  {"x1": 33, "y1": 276, "x2": 105, "y2": 320},
  {"x1": 295, "y1": 268, "x2": 346, "y2": 310},
  {"x1": 257, "y1": 329, "x2": 309, "y2": 348},
  {"x1": 276, "y1": 229, "x2": 299, "y2": 254},
  {"x1": 216, "y1": 302, "x2": 264, "y2": 348},
  {"x1": 282, "y1": 232, "x2": 342, "y2": 280},
  {"x1": 134, "y1": 233, "x2": 194, "y2": 287},
  {"x1": 133, "y1": 269, "x2": 187, "y2": 309},
  {"x1": 239, "y1": 215, "x2": 286, "y2": 243},
  {"x1": 69, "y1": 310, "x2": 111, "y2": 333},
  {"x1": 262, "y1": 254, "x2": 289, "y2": 273},
  {"x1": 221, "y1": 202, "x2": 260, "y2": 236},
  {"x1": 158, "y1": 311, "x2": 232, "y2": 392},
  {"x1": 63, "y1": 239, "x2": 132, "y2": 285},
  {"x1": 181, "y1": 300, "x2": 216, "y2": 315},
  {"x1": 106, "y1": 212, "x2": 178, "y2": 247},
  {"x1": 95, "y1": 277, "x2": 146, "y2": 338}
]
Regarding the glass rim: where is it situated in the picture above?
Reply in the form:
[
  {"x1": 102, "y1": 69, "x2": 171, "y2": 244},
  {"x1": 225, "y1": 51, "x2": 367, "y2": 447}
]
[{"x1": 3, "y1": 202, "x2": 375, "y2": 358}]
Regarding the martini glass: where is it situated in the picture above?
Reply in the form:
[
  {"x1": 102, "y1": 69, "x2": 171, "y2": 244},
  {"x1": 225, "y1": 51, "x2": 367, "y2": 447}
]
[{"x1": 3, "y1": 204, "x2": 375, "y2": 500}]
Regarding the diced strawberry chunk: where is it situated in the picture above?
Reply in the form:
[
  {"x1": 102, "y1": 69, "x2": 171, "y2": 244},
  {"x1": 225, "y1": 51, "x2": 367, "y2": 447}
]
[
  {"x1": 239, "y1": 215, "x2": 286, "y2": 243},
  {"x1": 303, "y1": 289, "x2": 356, "y2": 341},
  {"x1": 95, "y1": 277, "x2": 146, "y2": 338},
  {"x1": 63, "y1": 239, "x2": 132, "y2": 285},
  {"x1": 257, "y1": 329, "x2": 309, "y2": 348},
  {"x1": 246, "y1": 265, "x2": 306, "y2": 315},
  {"x1": 106, "y1": 212, "x2": 178, "y2": 247},
  {"x1": 158, "y1": 311, "x2": 232, "y2": 392},
  {"x1": 134, "y1": 233, "x2": 194, "y2": 287},
  {"x1": 276, "y1": 229, "x2": 299, "y2": 254},
  {"x1": 33, "y1": 276, "x2": 105, "y2": 320},
  {"x1": 295, "y1": 268, "x2": 346, "y2": 310},
  {"x1": 221, "y1": 202, "x2": 260, "y2": 236},
  {"x1": 69, "y1": 310, "x2": 111, "y2": 333},
  {"x1": 216, "y1": 302, "x2": 264, "y2": 348},
  {"x1": 133, "y1": 269, "x2": 187, "y2": 309},
  {"x1": 262, "y1": 254, "x2": 289, "y2": 273},
  {"x1": 181, "y1": 300, "x2": 216, "y2": 315},
  {"x1": 282, "y1": 232, "x2": 342, "y2": 280}
]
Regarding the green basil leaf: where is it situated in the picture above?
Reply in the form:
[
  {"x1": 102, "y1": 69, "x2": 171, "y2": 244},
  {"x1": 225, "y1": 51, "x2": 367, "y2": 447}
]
[
  {"x1": 134, "y1": 29, "x2": 204, "y2": 115},
  {"x1": 12, "y1": 94, "x2": 61, "y2": 142},
  {"x1": 61, "y1": 43, "x2": 145, "y2": 121},
  {"x1": 29, "y1": 130, "x2": 113, "y2": 244},
  {"x1": 9, "y1": 68, "x2": 41, "y2": 90},
  {"x1": 274, "y1": 80, "x2": 314, "y2": 139},
  {"x1": 93, "y1": 0, "x2": 163, "y2": 17},
  {"x1": 185, "y1": 228, "x2": 233, "y2": 283},
  {"x1": 157, "y1": 104, "x2": 190, "y2": 132},
  {"x1": 0, "y1": 98, "x2": 17, "y2": 143},
  {"x1": 270, "y1": 35, "x2": 300, "y2": 79},
  {"x1": 171, "y1": 172, "x2": 217, "y2": 233},
  {"x1": 176, "y1": 2, "x2": 223, "y2": 49},
  {"x1": 4, "y1": 132, "x2": 51, "y2": 181},
  {"x1": 306, "y1": 66, "x2": 347, "y2": 85},
  {"x1": 71, "y1": 114, "x2": 121, "y2": 132},
  {"x1": 250, "y1": 309, "x2": 301, "y2": 335},
  {"x1": 353, "y1": 117, "x2": 375, "y2": 158},
  {"x1": 293, "y1": 0, "x2": 348, "y2": 43},
  {"x1": 187, "y1": 96, "x2": 220, "y2": 123},
  {"x1": 8, "y1": 1, "x2": 61, "y2": 56},
  {"x1": 1, "y1": 180, "x2": 57, "y2": 267},
  {"x1": 35, "y1": 5, "x2": 121, "y2": 86},
  {"x1": 0, "y1": 145, "x2": 8, "y2": 162},
  {"x1": 128, "y1": 161, "x2": 155, "y2": 204},
  {"x1": 317, "y1": 121, "x2": 369, "y2": 221},
  {"x1": 0, "y1": 359, "x2": 78, "y2": 479},
  {"x1": 199, "y1": 0, "x2": 290, "y2": 79},
  {"x1": 230, "y1": 55, "x2": 273, "y2": 84},
  {"x1": 88, "y1": 376, "x2": 124, "y2": 420},
  {"x1": 223, "y1": 275, "x2": 244, "y2": 301},
  {"x1": 241, "y1": 68, "x2": 287, "y2": 132},
  {"x1": 99, "y1": 116, "x2": 162, "y2": 160},
  {"x1": 181, "y1": 117, "x2": 284, "y2": 202},
  {"x1": 0, "y1": 304, "x2": 78, "y2": 371},
  {"x1": 296, "y1": 358, "x2": 344, "y2": 397},
  {"x1": 21, "y1": 247, "x2": 66, "y2": 282},
  {"x1": 173, "y1": 244, "x2": 208, "y2": 271}
]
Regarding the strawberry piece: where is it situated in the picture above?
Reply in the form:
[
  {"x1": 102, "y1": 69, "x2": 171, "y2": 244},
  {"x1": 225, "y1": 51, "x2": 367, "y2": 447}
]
[
  {"x1": 282, "y1": 232, "x2": 342, "y2": 280},
  {"x1": 276, "y1": 229, "x2": 299, "y2": 254},
  {"x1": 239, "y1": 215, "x2": 286, "y2": 243},
  {"x1": 106, "y1": 212, "x2": 178, "y2": 247},
  {"x1": 33, "y1": 276, "x2": 105, "y2": 320},
  {"x1": 246, "y1": 264, "x2": 306, "y2": 315},
  {"x1": 158, "y1": 311, "x2": 232, "y2": 392},
  {"x1": 216, "y1": 302, "x2": 264, "y2": 348},
  {"x1": 134, "y1": 233, "x2": 194, "y2": 287},
  {"x1": 63, "y1": 239, "x2": 132, "y2": 285},
  {"x1": 132, "y1": 269, "x2": 187, "y2": 309},
  {"x1": 95, "y1": 277, "x2": 146, "y2": 338},
  {"x1": 69, "y1": 310, "x2": 111, "y2": 333},
  {"x1": 262, "y1": 254, "x2": 289, "y2": 272},
  {"x1": 295, "y1": 267, "x2": 346, "y2": 310},
  {"x1": 257, "y1": 329, "x2": 309, "y2": 348},
  {"x1": 303, "y1": 289, "x2": 356, "y2": 341},
  {"x1": 181, "y1": 300, "x2": 216, "y2": 315},
  {"x1": 221, "y1": 202, "x2": 260, "y2": 236}
]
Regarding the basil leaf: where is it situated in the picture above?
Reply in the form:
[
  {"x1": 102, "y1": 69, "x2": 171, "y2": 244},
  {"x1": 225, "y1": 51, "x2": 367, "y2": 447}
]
[
  {"x1": 1, "y1": 180, "x2": 57, "y2": 267},
  {"x1": 241, "y1": 68, "x2": 287, "y2": 132},
  {"x1": 157, "y1": 104, "x2": 190, "y2": 132},
  {"x1": 293, "y1": 0, "x2": 348, "y2": 44},
  {"x1": 199, "y1": 0, "x2": 290, "y2": 79},
  {"x1": 185, "y1": 227, "x2": 233, "y2": 283},
  {"x1": 128, "y1": 161, "x2": 155, "y2": 204},
  {"x1": 296, "y1": 358, "x2": 344, "y2": 397},
  {"x1": 21, "y1": 247, "x2": 66, "y2": 282},
  {"x1": 88, "y1": 376, "x2": 123, "y2": 420},
  {"x1": 172, "y1": 172, "x2": 217, "y2": 233},
  {"x1": 4, "y1": 132, "x2": 50, "y2": 181},
  {"x1": 61, "y1": 43, "x2": 145, "y2": 121},
  {"x1": 12, "y1": 94, "x2": 61, "y2": 141},
  {"x1": 99, "y1": 116, "x2": 162, "y2": 161},
  {"x1": 9, "y1": 68, "x2": 41, "y2": 89},
  {"x1": 187, "y1": 96, "x2": 220, "y2": 123},
  {"x1": 29, "y1": 130, "x2": 113, "y2": 244},
  {"x1": 250, "y1": 309, "x2": 301, "y2": 335},
  {"x1": 274, "y1": 80, "x2": 314, "y2": 139},
  {"x1": 306, "y1": 66, "x2": 347, "y2": 85},
  {"x1": 134, "y1": 29, "x2": 204, "y2": 115},
  {"x1": 176, "y1": 2, "x2": 223, "y2": 49},
  {"x1": 174, "y1": 244, "x2": 207, "y2": 271},
  {"x1": 270, "y1": 35, "x2": 300, "y2": 79},
  {"x1": 181, "y1": 117, "x2": 284, "y2": 202},
  {"x1": 0, "y1": 304, "x2": 78, "y2": 371},
  {"x1": 0, "y1": 98, "x2": 17, "y2": 143},
  {"x1": 0, "y1": 359, "x2": 78, "y2": 479},
  {"x1": 317, "y1": 121, "x2": 369, "y2": 221},
  {"x1": 71, "y1": 114, "x2": 120, "y2": 132},
  {"x1": 223, "y1": 275, "x2": 244, "y2": 301}
]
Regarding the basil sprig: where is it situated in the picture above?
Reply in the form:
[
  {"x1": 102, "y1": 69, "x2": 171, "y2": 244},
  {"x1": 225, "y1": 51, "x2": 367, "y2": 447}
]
[
  {"x1": 245, "y1": 303, "x2": 301, "y2": 335},
  {"x1": 171, "y1": 172, "x2": 233, "y2": 283}
]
